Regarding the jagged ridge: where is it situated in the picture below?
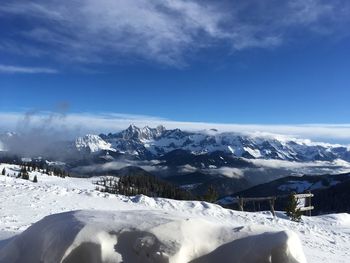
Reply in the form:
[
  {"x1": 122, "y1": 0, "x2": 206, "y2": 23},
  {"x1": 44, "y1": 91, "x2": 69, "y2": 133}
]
[{"x1": 73, "y1": 125, "x2": 350, "y2": 162}]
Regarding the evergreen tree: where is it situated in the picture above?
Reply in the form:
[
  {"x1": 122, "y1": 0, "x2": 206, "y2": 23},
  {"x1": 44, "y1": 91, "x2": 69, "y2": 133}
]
[
  {"x1": 94, "y1": 174, "x2": 192, "y2": 200},
  {"x1": 285, "y1": 192, "x2": 302, "y2": 222},
  {"x1": 203, "y1": 185, "x2": 219, "y2": 203},
  {"x1": 22, "y1": 172, "x2": 29, "y2": 180},
  {"x1": 21, "y1": 167, "x2": 29, "y2": 180},
  {"x1": 33, "y1": 175, "x2": 38, "y2": 183},
  {"x1": 1, "y1": 168, "x2": 5, "y2": 176}
]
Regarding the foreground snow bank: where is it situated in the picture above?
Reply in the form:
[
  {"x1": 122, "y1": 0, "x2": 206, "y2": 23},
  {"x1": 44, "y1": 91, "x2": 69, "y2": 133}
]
[
  {"x1": 2, "y1": 163, "x2": 349, "y2": 262},
  {"x1": 0, "y1": 210, "x2": 306, "y2": 263}
]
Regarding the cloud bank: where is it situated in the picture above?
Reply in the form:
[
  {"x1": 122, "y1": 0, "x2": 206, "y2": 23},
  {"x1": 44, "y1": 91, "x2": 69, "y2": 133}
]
[
  {"x1": 0, "y1": 64, "x2": 58, "y2": 74},
  {"x1": 0, "y1": 0, "x2": 349, "y2": 67},
  {"x1": 1, "y1": 111, "x2": 350, "y2": 144}
]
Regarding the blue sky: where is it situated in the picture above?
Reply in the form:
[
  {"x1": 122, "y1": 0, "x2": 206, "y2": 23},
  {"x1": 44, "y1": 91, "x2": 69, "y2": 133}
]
[{"x1": 1, "y1": 1, "x2": 350, "y2": 142}]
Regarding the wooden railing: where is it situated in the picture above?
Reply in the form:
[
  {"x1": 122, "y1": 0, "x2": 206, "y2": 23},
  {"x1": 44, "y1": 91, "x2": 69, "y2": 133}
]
[
  {"x1": 237, "y1": 196, "x2": 276, "y2": 216},
  {"x1": 235, "y1": 191, "x2": 314, "y2": 217}
]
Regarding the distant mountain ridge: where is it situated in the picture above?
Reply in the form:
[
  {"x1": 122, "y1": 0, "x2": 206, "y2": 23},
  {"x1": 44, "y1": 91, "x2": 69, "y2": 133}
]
[
  {"x1": 1, "y1": 125, "x2": 350, "y2": 197},
  {"x1": 70, "y1": 124, "x2": 350, "y2": 163}
]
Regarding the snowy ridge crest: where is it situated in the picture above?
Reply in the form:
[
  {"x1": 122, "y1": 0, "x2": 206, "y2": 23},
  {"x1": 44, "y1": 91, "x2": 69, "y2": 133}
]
[
  {"x1": 75, "y1": 134, "x2": 116, "y2": 153},
  {"x1": 73, "y1": 125, "x2": 350, "y2": 162}
]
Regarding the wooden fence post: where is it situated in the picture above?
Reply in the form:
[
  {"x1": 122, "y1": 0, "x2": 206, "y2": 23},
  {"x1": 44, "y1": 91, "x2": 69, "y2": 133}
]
[
  {"x1": 269, "y1": 197, "x2": 276, "y2": 217},
  {"x1": 238, "y1": 197, "x2": 244, "y2": 211},
  {"x1": 306, "y1": 191, "x2": 312, "y2": 216}
]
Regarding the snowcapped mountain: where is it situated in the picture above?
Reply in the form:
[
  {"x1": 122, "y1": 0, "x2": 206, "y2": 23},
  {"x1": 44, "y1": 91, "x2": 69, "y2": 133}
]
[
  {"x1": 2, "y1": 126, "x2": 350, "y2": 196},
  {"x1": 75, "y1": 134, "x2": 116, "y2": 153},
  {"x1": 71, "y1": 125, "x2": 350, "y2": 163},
  {"x1": 2, "y1": 125, "x2": 349, "y2": 164},
  {"x1": 119, "y1": 124, "x2": 166, "y2": 140}
]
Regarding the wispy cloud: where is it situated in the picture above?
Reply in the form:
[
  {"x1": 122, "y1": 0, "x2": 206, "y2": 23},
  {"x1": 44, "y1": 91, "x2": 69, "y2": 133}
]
[
  {"x1": 1, "y1": 111, "x2": 350, "y2": 144},
  {"x1": 0, "y1": 64, "x2": 58, "y2": 74},
  {"x1": 0, "y1": 0, "x2": 348, "y2": 67}
]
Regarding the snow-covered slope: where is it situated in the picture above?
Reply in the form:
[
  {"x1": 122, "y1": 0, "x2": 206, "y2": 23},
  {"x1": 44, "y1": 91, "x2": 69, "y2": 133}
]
[{"x1": 0, "y1": 163, "x2": 349, "y2": 262}]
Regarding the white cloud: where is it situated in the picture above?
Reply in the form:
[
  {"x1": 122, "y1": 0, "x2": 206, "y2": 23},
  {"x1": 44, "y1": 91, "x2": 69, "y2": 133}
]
[
  {"x1": 246, "y1": 158, "x2": 350, "y2": 175},
  {"x1": 72, "y1": 160, "x2": 167, "y2": 174},
  {"x1": 178, "y1": 165, "x2": 198, "y2": 174},
  {"x1": 207, "y1": 167, "x2": 244, "y2": 179},
  {"x1": 0, "y1": 0, "x2": 226, "y2": 66},
  {"x1": 0, "y1": 64, "x2": 58, "y2": 74},
  {"x1": 0, "y1": 0, "x2": 348, "y2": 67},
  {"x1": 2, "y1": 111, "x2": 350, "y2": 144}
]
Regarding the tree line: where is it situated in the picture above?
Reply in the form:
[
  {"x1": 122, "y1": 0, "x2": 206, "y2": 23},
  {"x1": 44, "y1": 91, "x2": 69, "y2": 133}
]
[
  {"x1": 94, "y1": 174, "x2": 219, "y2": 202},
  {"x1": 1, "y1": 160, "x2": 69, "y2": 183}
]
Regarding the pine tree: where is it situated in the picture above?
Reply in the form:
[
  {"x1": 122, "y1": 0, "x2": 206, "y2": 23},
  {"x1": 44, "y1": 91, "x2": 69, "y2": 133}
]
[
  {"x1": 22, "y1": 172, "x2": 29, "y2": 180},
  {"x1": 33, "y1": 175, "x2": 38, "y2": 183},
  {"x1": 285, "y1": 192, "x2": 302, "y2": 222},
  {"x1": 1, "y1": 168, "x2": 5, "y2": 176},
  {"x1": 21, "y1": 167, "x2": 29, "y2": 180},
  {"x1": 203, "y1": 185, "x2": 219, "y2": 203}
]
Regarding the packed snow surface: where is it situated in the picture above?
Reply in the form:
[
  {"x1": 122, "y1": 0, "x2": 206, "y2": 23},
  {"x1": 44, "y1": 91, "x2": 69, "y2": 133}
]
[{"x1": 0, "y1": 163, "x2": 349, "y2": 262}]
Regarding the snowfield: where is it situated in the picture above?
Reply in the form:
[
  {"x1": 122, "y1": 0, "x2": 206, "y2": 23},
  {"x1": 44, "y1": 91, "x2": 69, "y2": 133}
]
[{"x1": 0, "y1": 163, "x2": 349, "y2": 263}]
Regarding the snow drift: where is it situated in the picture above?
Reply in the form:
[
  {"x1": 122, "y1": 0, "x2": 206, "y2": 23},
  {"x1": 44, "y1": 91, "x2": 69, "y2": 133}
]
[{"x1": 0, "y1": 210, "x2": 306, "y2": 263}]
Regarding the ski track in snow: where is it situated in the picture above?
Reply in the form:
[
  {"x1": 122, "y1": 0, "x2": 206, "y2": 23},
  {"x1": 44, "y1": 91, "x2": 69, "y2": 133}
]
[{"x1": 0, "y1": 163, "x2": 349, "y2": 262}]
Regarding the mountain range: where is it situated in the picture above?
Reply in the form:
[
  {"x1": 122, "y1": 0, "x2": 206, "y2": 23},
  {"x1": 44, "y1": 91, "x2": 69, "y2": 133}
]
[
  {"x1": 2, "y1": 124, "x2": 350, "y2": 162},
  {"x1": 64, "y1": 124, "x2": 350, "y2": 162},
  {"x1": 1, "y1": 125, "x2": 350, "y2": 196}
]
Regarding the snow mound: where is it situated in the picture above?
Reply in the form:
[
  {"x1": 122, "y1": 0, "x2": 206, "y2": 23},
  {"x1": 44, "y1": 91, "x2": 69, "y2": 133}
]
[
  {"x1": 0, "y1": 210, "x2": 306, "y2": 263},
  {"x1": 321, "y1": 213, "x2": 350, "y2": 227}
]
